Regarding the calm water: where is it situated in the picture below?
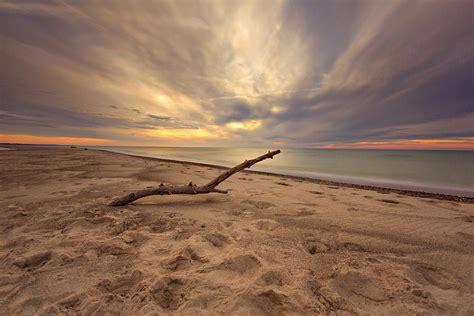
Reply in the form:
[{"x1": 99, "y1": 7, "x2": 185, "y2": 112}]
[{"x1": 92, "y1": 147, "x2": 474, "y2": 197}]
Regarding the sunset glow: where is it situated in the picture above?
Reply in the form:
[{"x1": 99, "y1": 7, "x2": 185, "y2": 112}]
[
  {"x1": 0, "y1": 134, "x2": 114, "y2": 146},
  {"x1": 141, "y1": 128, "x2": 222, "y2": 140},
  {"x1": 320, "y1": 138, "x2": 474, "y2": 150},
  {"x1": 226, "y1": 120, "x2": 262, "y2": 131}
]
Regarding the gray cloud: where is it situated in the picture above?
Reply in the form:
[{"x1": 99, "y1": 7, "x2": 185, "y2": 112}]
[
  {"x1": 0, "y1": 0, "x2": 472, "y2": 146},
  {"x1": 147, "y1": 114, "x2": 171, "y2": 121}
]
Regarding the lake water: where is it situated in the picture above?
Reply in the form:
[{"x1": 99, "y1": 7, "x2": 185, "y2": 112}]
[{"x1": 92, "y1": 146, "x2": 474, "y2": 197}]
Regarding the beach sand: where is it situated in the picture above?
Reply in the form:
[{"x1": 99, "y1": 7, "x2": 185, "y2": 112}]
[{"x1": 1, "y1": 147, "x2": 473, "y2": 315}]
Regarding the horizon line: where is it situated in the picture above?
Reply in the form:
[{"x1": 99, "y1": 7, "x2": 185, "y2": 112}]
[{"x1": 1, "y1": 142, "x2": 473, "y2": 152}]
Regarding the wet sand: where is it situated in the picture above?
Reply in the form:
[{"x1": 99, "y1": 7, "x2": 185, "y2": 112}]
[{"x1": 1, "y1": 147, "x2": 473, "y2": 314}]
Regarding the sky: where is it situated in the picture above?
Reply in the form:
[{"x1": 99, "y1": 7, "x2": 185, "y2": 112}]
[{"x1": 0, "y1": 0, "x2": 473, "y2": 149}]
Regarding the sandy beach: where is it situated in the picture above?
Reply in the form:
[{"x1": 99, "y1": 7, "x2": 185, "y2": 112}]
[{"x1": 1, "y1": 147, "x2": 473, "y2": 315}]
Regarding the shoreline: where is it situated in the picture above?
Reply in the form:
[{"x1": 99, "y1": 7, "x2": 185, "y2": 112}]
[{"x1": 94, "y1": 148, "x2": 474, "y2": 203}]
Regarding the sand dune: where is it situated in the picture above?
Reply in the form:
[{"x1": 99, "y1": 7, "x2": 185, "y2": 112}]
[{"x1": 1, "y1": 147, "x2": 473, "y2": 314}]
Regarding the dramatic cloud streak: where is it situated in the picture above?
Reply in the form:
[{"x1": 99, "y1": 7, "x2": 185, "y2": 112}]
[{"x1": 1, "y1": 0, "x2": 473, "y2": 149}]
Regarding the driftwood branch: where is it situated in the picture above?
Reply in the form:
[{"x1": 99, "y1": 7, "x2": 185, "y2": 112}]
[{"x1": 109, "y1": 150, "x2": 281, "y2": 206}]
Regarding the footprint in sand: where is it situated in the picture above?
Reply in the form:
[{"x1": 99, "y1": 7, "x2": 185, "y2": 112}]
[
  {"x1": 13, "y1": 251, "x2": 53, "y2": 270},
  {"x1": 94, "y1": 244, "x2": 129, "y2": 257},
  {"x1": 162, "y1": 247, "x2": 208, "y2": 271},
  {"x1": 97, "y1": 270, "x2": 143, "y2": 295},
  {"x1": 337, "y1": 242, "x2": 366, "y2": 252},
  {"x1": 411, "y1": 288, "x2": 432, "y2": 299},
  {"x1": 173, "y1": 226, "x2": 200, "y2": 241},
  {"x1": 241, "y1": 200, "x2": 276, "y2": 209},
  {"x1": 331, "y1": 271, "x2": 390, "y2": 303},
  {"x1": 201, "y1": 254, "x2": 261, "y2": 276},
  {"x1": 302, "y1": 240, "x2": 330, "y2": 255},
  {"x1": 204, "y1": 233, "x2": 231, "y2": 248},
  {"x1": 216, "y1": 222, "x2": 233, "y2": 231},
  {"x1": 56, "y1": 294, "x2": 86, "y2": 312},
  {"x1": 306, "y1": 279, "x2": 343, "y2": 312},
  {"x1": 235, "y1": 289, "x2": 293, "y2": 314},
  {"x1": 228, "y1": 210, "x2": 243, "y2": 216},
  {"x1": 148, "y1": 218, "x2": 176, "y2": 233},
  {"x1": 253, "y1": 219, "x2": 279, "y2": 231},
  {"x1": 150, "y1": 277, "x2": 190, "y2": 310},
  {"x1": 121, "y1": 230, "x2": 149, "y2": 244},
  {"x1": 412, "y1": 263, "x2": 460, "y2": 290},
  {"x1": 256, "y1": 270, "x2": 288, "y2": 287},
  {"x1": 111, "y1": 215, "x2": 144, "y2": 234},
  {"x1": 147, "y1": 216, "x2": 196, "y2": 236}
]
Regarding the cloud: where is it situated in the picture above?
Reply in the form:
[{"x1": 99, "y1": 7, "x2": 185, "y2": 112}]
[
  {"x1": 0, "y1": 0, "x2": 472, "y2": 147},
  {"x1": 147, "y1": 114, "x2": 171, "y2": 121}
]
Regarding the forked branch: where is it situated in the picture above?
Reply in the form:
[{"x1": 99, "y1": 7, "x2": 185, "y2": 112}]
[{"x1": 109, "y1": 150, "x2": 281, "y2": 206}]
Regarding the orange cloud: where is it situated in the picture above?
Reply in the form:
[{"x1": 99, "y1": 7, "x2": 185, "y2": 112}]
[
  {"x1": 320, "y1": 138, "x2": 474, "y2": 150},
  {"x1": 0, "y1": 134, "x2": 115, "y2": 146}
]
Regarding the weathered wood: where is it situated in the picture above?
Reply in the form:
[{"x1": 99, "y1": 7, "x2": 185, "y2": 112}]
[{"x1": 109, "y1": 150, "x2": 281, "y2": 206}]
